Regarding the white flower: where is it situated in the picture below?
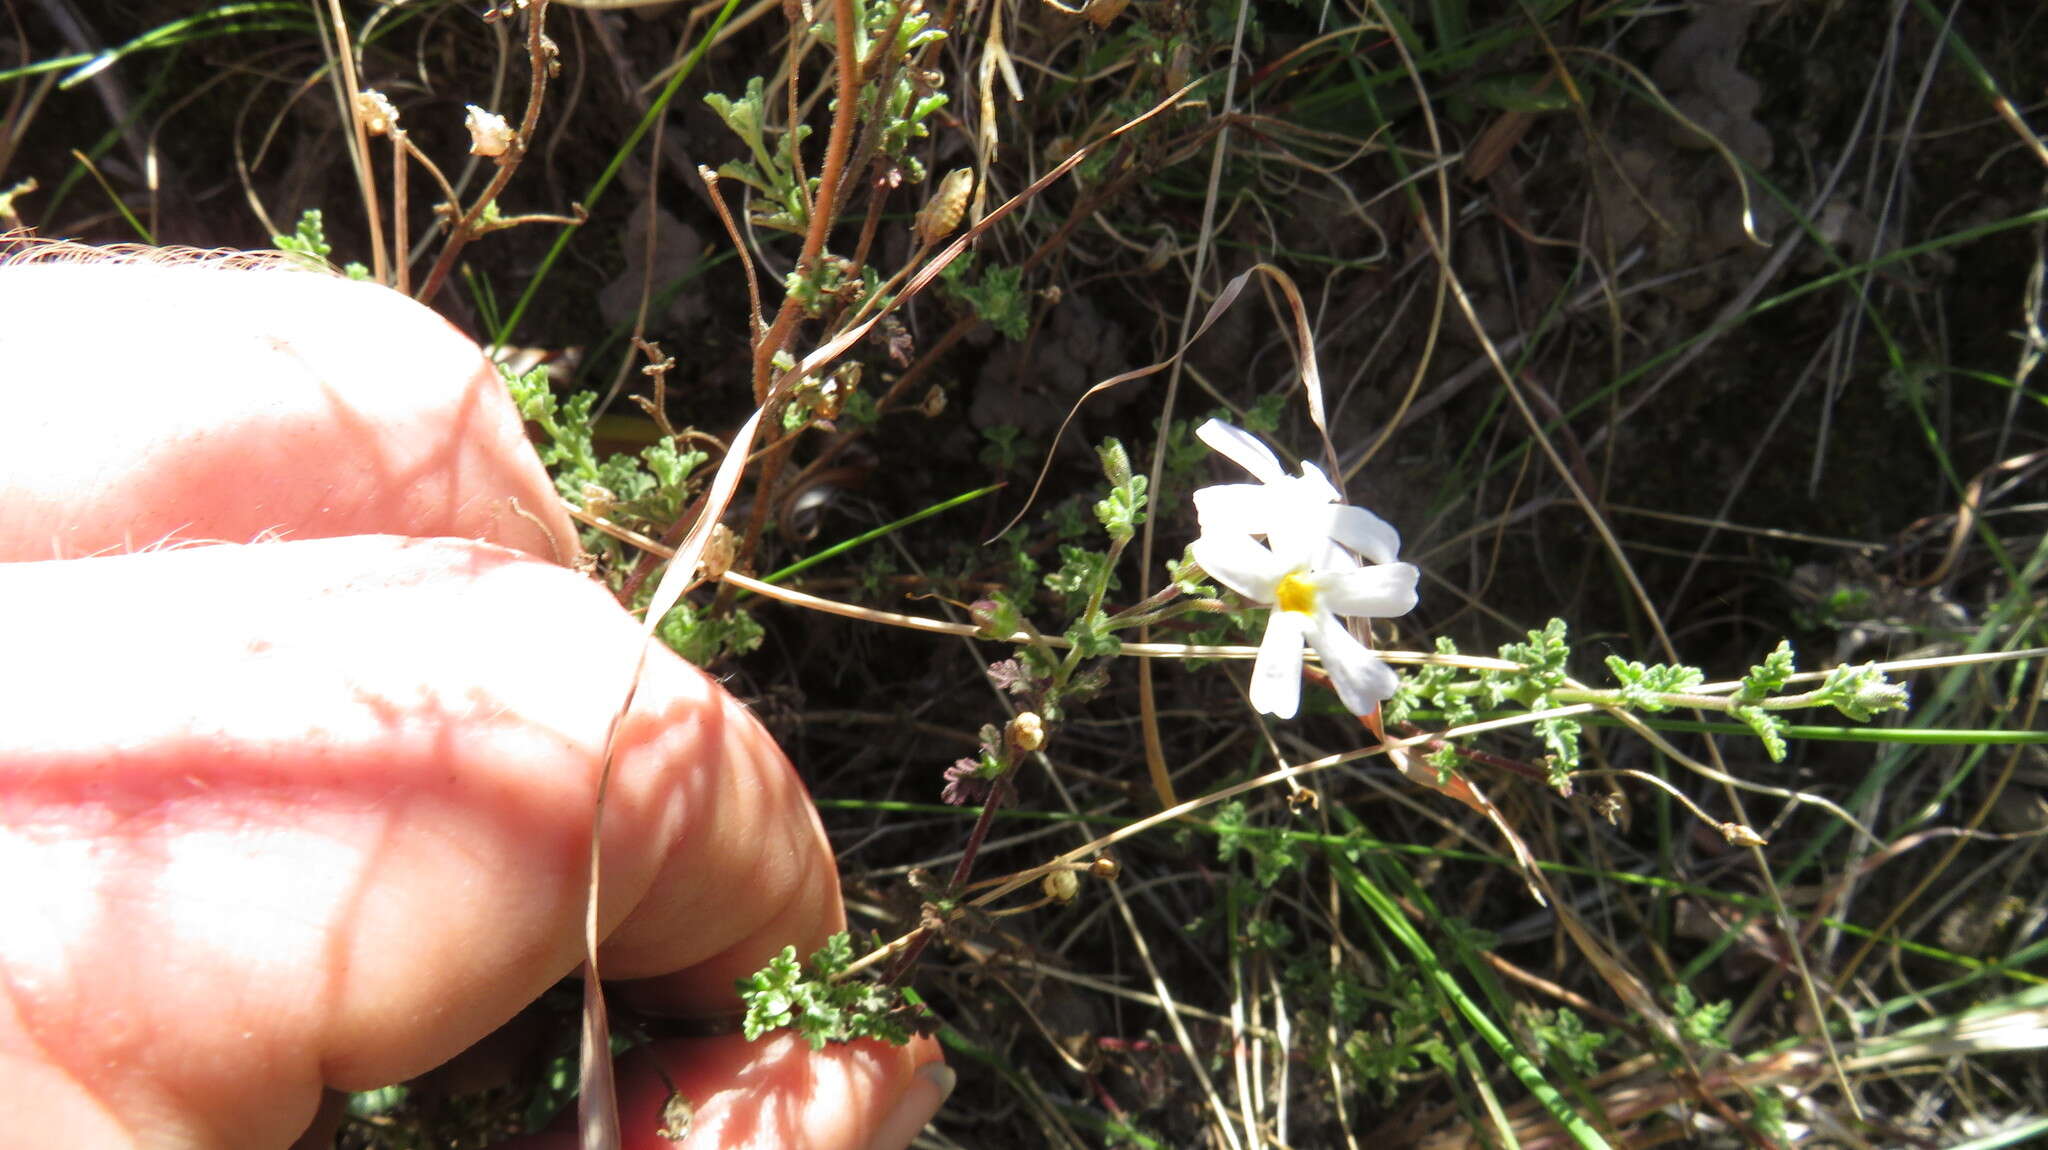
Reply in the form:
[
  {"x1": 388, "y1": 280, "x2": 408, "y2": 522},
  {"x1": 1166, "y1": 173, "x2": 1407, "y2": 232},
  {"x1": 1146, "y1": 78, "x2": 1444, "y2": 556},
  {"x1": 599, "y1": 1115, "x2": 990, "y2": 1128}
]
[
  {"x1": 1191, "y1": 419, "x2": 1401, "y2": 567},
  {"x1": 1193, "y1": 530, "x2": 1419, "y2": 719},
  {"x1": 1188, "y1": 419, "x2": 1417, "y2": 719}
]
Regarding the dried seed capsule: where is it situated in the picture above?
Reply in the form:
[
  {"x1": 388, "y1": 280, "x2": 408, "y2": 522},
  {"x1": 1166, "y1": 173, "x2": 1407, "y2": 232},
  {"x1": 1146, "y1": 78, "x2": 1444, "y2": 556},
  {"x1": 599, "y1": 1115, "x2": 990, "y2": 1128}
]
[
  {"x1": 356, "y1": 90, "x2": 400, "y2": 136},
  {"x1": 1090, "y1": 855, "x2": 1121, "y2": 881},
  {"x1": 698, "y1": 523, "x2": 738, "y2": 582},
  {"x1": 465, "y1": 105, "x2": 514, "y2": 157},
  {"x1": 914, "y1": 168, "x2": 974, "y2": 245},
  {"x1": 579, "y1": 482, "x2": 616, "y2": 521},
  {"x1": 1006, "y1": 711, "x2": 1045, "y2": 753},
  {"x1": 1719, "y1": 822, "x2": 1767, "y2": 848},
  {"x1": 1042, "y1": 868, "x2": 1080, "y2": 903}
]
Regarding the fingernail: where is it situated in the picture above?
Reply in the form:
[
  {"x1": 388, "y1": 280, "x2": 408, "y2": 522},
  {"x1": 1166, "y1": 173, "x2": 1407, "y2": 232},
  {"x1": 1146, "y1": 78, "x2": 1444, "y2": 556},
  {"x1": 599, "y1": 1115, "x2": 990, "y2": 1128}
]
[{"x1": 866, "y1": 1062, "x2": 954, "y2": 1150}]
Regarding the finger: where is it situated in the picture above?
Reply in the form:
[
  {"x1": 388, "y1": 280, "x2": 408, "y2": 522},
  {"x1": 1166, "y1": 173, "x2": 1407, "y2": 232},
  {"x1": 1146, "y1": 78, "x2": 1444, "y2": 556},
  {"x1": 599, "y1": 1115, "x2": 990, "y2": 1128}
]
[
  {"x1": 0, "y1": 258, "x2": 576, "y2": 562},
  {"x1": 507, "y1": 1034, "x2": 951, "y2": 1150},
  {"x1": 0, "y1": 536, "x2": 840, "y2": 1147}
]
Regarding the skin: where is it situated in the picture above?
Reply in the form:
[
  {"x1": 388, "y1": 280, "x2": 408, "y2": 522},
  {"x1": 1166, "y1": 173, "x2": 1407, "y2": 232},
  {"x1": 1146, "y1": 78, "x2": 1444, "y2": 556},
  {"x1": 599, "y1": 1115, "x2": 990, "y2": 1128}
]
[{"x1": 0, "y1": 259, "x2": 944, "y2": 1149}]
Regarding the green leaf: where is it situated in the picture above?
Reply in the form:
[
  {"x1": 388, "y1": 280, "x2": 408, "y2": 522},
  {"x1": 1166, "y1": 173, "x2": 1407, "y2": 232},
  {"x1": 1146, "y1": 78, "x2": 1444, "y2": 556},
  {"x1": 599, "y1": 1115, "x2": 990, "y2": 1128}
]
[
  {"x1": 1531, "y1": 1007, "x2": 1609, "y2": 1075},
  {"x1": 1242, "y1": 393, "x2": 1287, "y2": 433},
  {"x1": 1044, "y1": 545, "x2": 1114, "y2": 608},
  {"x1": 1470, "y1": 73, "x2": 1574, "y2": 114},
  {"x1": 1499, "y1": 618, "x2": 1571, "y2": 693},
  {"x1": 1210, "y1": 800, "x2": 1249, "y2": 862},
  {"x1": 1738, "y1": 640, "x2": 1797, "y2": 702},
  {"x1": 739, "y1": 945, "x2": 804, "y2": 1039},
  {"x1": 1533, "y1": 714, "x2": 1582, "y2": 783},
  {"x1": 809, "y1": 931, "x2": 856, "y2": 976},
  {"x1": 1065, "y1": 609, "x2": 1122, "y2": 658},
  {"x1": 1733, "y1": 704, "x2": 1788, "y2": 762},
  {"x1": 939, "y1": 253, "x2": 1032, "y2": 340},
  {"x1": 656, "y1": 600, "x2": 765, "y2": 666},
  {"x1": 735, "y1": 933, "x2": 922, "y2": 1050},
  {"x1": 1167, "y1": 546, "x2": 1215, "y2": 597},
  {"x1": 1094, "y1": 474, "x2": 1147, "y2": 543},
  {"x1": 1604, "y1": 655, "x2": 1705, "y2": 711},
  {"x1": 273, "y1": 208, "x2": 333, "y2": 266},
  {"x1": 1671, "y1": 985, "x2": 1733, "y2": 1050}
]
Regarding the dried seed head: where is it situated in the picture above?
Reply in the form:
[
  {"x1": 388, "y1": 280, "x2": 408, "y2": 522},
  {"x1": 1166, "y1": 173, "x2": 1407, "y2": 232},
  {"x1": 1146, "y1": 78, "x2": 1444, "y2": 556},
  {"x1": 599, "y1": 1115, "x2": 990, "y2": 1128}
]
[
  {"x1": 818, "y1": 362, "x2": 861, "y2": 421},
  {"x1": 1720, "y1": 822, "x2": 1767, "y2": 848},
  {"x1": 1007, "y1": 711, "x2": 1045, "y2": 753},
  {"x1": 355, "y1": 90, "x2": 400, "y2": 136},
  {"x1": 656, "y1": 1090, "x2": 694, "y2": 1141},
  {"x1": 913, "y1": 168, "x2": 974, "y2": 245},
  {"x1": 465, "y1": 105, "x2": 514, "y2": 157},
  {"x1": 699, "y1": 522, "x2": 738, "y2": 582},
  {"x1": 1042, "y1": 868, "x2": 1080, "y2": 903},
  {"x1": 579, "y1": 482, "x2": 616, "y2": 521},
  {"x1": 1090, "y1": 855, "x2": 1121, "y2": 881}
]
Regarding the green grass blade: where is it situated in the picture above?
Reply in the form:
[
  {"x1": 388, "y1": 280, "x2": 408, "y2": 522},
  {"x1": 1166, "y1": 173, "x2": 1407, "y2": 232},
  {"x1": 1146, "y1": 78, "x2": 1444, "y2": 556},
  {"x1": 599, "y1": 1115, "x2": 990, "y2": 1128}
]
[
  {"x1": 59, "y1": 4, "x2": 308, "y2": 89},
  {"x1": 751, "y1": 484, "x2": 1005, "y2": 587},
  {"x1": 1331, "y1": 855, "x2": 1612, "y2": 1149},
  {"x1": 492, "y1": 0, "x2": 745, "y2": 348}
]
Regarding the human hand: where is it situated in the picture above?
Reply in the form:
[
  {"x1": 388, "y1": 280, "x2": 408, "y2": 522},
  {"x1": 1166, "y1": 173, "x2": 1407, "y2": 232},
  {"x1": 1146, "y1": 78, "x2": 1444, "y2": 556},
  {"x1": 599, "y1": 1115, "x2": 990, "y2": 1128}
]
[{"x1": 0, "y1": 255, "x2": 948, "y2": 1149}]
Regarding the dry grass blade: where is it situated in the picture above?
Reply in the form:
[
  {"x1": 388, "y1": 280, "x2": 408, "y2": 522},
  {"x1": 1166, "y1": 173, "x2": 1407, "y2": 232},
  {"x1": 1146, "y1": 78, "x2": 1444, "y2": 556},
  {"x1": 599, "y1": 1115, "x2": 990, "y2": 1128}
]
[
  {"x1": 575, "y1": 962, "x2": 619, "y2": 1150},
  {"x1": 997, "y1": 264, "x2": 1251, "y2": 538},
  {"x1": 314, "y1": 0, "x2": 384, "y2": 283},
  {"x1": 576, "y1": 406, "x2": 766, "y2": 1150}
]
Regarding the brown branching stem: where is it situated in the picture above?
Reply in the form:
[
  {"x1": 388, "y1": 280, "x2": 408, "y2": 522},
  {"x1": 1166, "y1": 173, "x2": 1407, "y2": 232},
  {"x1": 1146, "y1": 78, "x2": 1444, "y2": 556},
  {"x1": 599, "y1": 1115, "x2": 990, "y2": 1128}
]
[
  {"x1": 777, "y1": 137, "x2": 1177, "y2": 500},
  {"x1": 847, "y1": 166, "x2": 890, "y2": 272},
  {"x1": 415, "y1": 1, "x2": 555, "y2": 305},
  {"x1": 390, "y1": 133, "x2": 409, "y2": 295},
  {"x1": 712, "y1": 0, "x2": 862, "y2": 616},
  {"x1": 749, "y1": 0, "x2": 860, "y2": 405},
  {"x1": 881, "y1": 770, "x2": 1013, "y2": 986},
  {"x1": 1389, "y1": 720, "x2": 1551, "y2": 784}
]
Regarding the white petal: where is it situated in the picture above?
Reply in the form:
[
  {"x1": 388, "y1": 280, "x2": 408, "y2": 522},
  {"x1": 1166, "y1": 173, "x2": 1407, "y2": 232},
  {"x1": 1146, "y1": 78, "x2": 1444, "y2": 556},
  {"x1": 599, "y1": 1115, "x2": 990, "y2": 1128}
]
[
  {"x1": 1292, "y1": 461, "x2": 1345, "y2": 504},
  {"x1": 1315, "y1": 539, "x2": 1361, "y2": 572},
  {"x1": 1250, "y1": 610, "x2": 1311, "y2": 719},
  {"x1": 1189, "y1": 532, "x2": 1285, "y2": 603},
  {"x1": 1306, "y1": 612, "x2": 1399, "y2": 714},
  {"x1": 1313, "y1": 562, "x2": 1420, "y2": 618},
  {"x1": 1195, "y1": 478, "x2": 1341, "y2": 547},
  {"x1": 1325, "y1": 504, "x2": 1403, "y2": 565},
  {"x1": 1197, "y1": 419, "x2": 1288, "y2": 485},
  {"x1": 1191, "y1": 483, "x2": 1278, "y2": 535},
  {"x1": 1262, "y1": 502, "x2": 1360, "y2": 571}
]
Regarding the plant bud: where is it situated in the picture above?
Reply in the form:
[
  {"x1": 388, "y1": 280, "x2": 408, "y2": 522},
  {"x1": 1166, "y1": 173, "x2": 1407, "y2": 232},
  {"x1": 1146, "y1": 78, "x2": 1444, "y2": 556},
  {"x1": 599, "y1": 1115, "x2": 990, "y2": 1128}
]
[
  {"x1": 970, "y1": 597, "x2": 1018, "y2": 637},
  {"x1": 1852, "y1": 678, "x2": 1909, "y2": 717},
  {"x1": 1096, "y1": 438, "x2": 1131, "y2": 487}
]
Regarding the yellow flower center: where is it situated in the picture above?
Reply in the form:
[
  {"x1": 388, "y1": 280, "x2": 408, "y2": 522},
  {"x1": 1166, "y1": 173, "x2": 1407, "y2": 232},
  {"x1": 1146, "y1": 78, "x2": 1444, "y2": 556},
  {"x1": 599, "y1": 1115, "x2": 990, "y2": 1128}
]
[{"x1": 1274, "y1": 570, "x2": 1318, "y2": 615}]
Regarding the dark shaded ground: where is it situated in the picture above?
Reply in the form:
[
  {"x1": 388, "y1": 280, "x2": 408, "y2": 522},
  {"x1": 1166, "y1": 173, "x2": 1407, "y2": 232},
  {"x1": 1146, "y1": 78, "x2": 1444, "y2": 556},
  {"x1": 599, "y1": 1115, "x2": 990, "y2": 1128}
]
[{"x1": 9, "y1": 1, "x2": 2047, "y2": 1146}]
